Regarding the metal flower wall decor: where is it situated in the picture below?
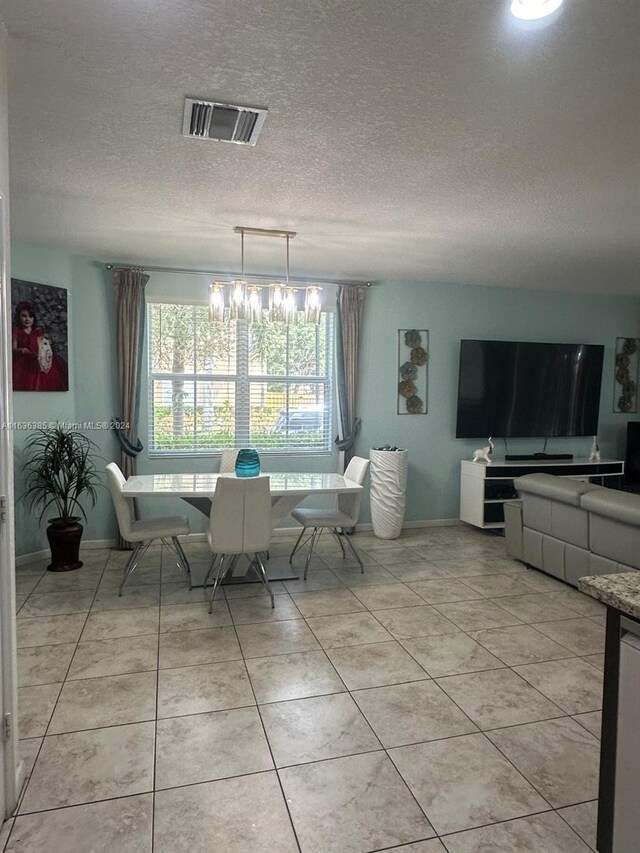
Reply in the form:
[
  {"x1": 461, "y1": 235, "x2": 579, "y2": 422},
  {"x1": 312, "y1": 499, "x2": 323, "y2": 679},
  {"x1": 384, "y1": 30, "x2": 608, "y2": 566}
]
[{"x1": 398, "y1": 329, "x2": 429, "y2": 414}]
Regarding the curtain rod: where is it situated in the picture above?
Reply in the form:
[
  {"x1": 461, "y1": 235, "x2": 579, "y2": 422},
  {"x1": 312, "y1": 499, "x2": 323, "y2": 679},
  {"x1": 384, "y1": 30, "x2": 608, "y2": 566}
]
[{"x1": 104, "y1": 263, "x2": 372, "y2": 287}]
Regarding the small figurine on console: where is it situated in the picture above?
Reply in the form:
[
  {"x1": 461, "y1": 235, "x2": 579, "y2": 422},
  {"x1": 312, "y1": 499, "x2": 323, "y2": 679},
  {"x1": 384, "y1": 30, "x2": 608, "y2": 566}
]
[
  {"x1": 472, "y1": 437, "x2": 494, "y2": 464},
  {"x1": 589, "y1": 436, "x2": 601, "y2": 462}
]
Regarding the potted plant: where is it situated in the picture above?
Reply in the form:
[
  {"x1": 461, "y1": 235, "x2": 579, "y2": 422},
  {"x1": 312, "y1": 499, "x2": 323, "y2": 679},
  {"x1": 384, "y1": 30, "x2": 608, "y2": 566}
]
[{"x1": 23, "y1": 426, "x2": 101, "y2": 571}]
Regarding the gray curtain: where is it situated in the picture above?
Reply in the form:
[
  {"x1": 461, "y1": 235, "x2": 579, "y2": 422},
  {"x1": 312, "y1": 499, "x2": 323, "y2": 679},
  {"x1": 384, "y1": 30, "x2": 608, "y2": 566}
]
[
  {"x1": 335, "y1": 284, "x2": 367, "y2": 468},
  {"x1": 112, "y1": 268, "x2": 149, "y2": 546}
]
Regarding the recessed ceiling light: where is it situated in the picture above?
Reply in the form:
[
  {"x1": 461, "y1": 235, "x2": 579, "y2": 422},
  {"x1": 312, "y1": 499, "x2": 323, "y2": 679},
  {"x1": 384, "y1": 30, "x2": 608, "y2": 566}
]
[{"x1": 510, "y1": 0, "x2": 563, "y2": 20}]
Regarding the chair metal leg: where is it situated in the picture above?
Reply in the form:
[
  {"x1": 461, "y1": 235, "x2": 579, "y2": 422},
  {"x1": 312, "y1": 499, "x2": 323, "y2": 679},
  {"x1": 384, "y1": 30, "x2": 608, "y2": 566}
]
[
  {"x1": 304, "y1": 528, "x2": 321, "y2": 580},
  {"x1": 331, "y1": 528, "x2": 347, "y2": 559},
  {"x1": 289, "y1": 527, "x2": 307, "y2": 563},
  {"x1": 119, "y1": 540, "x2": 152, "y2": 595},
  {"x1": 342, "y1": 532, "x2": 364, "y2": 573},
  {"x1": 202, "y1": 553, "x2": 219, "y2": 596},
  {"x1": 208, "y1": 554, "x2": 227, "y2": 613},
  {"x1": 255, "y1": 552, "x2": 275, "y2": 608},
  {"x1": 172, "y1": 536, "x2": 192, "y2": 589}
]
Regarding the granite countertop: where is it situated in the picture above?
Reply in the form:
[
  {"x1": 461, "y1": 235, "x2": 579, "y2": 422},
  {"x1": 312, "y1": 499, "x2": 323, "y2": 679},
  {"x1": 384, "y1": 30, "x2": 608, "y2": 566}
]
[{"x1": 579, "y1": 572, "x2": 640, "y2": 620}]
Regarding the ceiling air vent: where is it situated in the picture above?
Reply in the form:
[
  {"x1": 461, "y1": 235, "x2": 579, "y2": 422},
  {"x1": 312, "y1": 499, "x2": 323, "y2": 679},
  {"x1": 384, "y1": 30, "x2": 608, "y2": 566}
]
[{"x1": 182, "y1": 98, "x2": 267, "y2": 146}]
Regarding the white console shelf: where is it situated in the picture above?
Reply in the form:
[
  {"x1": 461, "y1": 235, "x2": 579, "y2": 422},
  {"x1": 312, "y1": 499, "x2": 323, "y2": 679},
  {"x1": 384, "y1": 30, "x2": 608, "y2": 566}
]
[{"x1": 460, "y1": 457, "x2": 625, "y2": 530}]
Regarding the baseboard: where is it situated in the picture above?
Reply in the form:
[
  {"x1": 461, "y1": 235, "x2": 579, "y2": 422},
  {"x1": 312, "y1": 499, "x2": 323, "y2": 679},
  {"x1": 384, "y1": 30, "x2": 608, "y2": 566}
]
[{"x1": 15, "y1": 519, "x2": 464, "y2": 564}]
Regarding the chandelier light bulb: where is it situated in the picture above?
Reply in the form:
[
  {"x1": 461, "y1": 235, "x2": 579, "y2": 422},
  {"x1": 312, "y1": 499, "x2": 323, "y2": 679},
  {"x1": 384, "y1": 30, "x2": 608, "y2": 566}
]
[
  {"x1": 510, "y1": 0, "x2": 563, "y2": 20},
  {"x1": 283, "y1": 287, "x2": 298, "y2": 324},
  {"x1": 304, "y1": 286, "x2": 323, "y2": 325},
  {"x1": 247, "y1": 285, "x2": 262, "y2": 323},
  {"x1": 208, "y1": 282, "x2": 226, "y2": 322}
]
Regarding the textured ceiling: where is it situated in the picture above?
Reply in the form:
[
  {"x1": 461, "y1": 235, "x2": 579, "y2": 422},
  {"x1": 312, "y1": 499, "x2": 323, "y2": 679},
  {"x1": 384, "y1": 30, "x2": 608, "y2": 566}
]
[{"x1": 3, "y1": 0, "x2": 640, "y2": 293}]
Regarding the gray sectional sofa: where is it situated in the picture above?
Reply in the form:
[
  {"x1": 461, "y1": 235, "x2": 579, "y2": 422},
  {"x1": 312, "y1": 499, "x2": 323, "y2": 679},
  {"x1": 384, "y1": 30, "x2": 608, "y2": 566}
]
[{"x1": 505, "y1": 473, "x2": 640, "y2": 587}]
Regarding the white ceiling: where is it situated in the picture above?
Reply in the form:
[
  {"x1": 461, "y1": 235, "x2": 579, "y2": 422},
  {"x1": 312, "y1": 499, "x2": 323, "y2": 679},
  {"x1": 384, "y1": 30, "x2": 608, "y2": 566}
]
[{"x1": 3, "y1": 0, "x2": 640, "y2": 293}]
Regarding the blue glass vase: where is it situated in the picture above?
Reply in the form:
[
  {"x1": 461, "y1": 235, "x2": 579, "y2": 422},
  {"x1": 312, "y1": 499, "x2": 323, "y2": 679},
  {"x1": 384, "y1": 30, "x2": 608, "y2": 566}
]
[{"x1": 235, "y1": 448, "x2": 261, "y2": 477}]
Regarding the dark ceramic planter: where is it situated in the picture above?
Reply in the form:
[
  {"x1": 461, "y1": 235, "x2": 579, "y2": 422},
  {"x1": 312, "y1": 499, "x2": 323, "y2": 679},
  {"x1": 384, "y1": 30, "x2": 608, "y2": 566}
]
[{"x1": 46, "y1": 518, "x2": 84, "y2": 571}]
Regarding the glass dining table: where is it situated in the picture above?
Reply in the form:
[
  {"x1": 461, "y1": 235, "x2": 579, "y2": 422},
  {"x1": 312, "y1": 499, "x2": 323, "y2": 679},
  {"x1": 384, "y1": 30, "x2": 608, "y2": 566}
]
[{"x1": 122, "y1": 471, "x2": 363, "y2": 585}]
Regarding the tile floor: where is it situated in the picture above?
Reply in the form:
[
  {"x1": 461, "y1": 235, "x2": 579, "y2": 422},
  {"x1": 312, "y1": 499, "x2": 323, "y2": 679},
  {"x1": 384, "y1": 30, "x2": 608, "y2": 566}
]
[{"x1": 3, "y1": 525, "x2": 604, "y2": 852}]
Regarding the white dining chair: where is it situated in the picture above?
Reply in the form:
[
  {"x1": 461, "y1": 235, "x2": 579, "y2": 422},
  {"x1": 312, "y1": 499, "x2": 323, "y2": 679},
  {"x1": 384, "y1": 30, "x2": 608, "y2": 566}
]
[
  {"x1": 289, "y1": 455, "x2": 370, "y2": 579},
  {"x1": 202, "y1": 475, "x2": 274, "y2": 612},
  {"x1": 219, "y1": 449, "x2": 238, "y2": 473},
  {"x1": 105, "y1": 462, "x2": 192, "y2": 595}
]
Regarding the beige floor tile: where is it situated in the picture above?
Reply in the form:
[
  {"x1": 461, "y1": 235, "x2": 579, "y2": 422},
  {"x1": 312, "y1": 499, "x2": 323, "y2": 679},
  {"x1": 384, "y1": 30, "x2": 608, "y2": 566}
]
[
  {"x1": 154, "y1": 772, "x2": 298, "y2": 853},
  {"x1": 550, "y1": 589, "x2": 606, "y2": 617},
  {"x1": 513, "y1": 657, "x2": 603, "y2": 715},
  {"x1": 91, "y1": 584, "x2": 160, "y2": 611},
  {"x1": 67, "y1": 635, "x2": 158, "y2": 680},
  {"x1": 16, "y1": 614, "x2": 86, "y2": 648},
  {"x1": 582, "y1": 653, "x2": 605, "y2": 671},
  {"x1": 372, "y1": 605, "x2": 460, "y2": 640},
  {"x1": 401, "y1": 633, "x2": 504, "y2": 678},
  {"x1": 20, "y1": 723, "x2": 155, "y2": 813},
  {"x1": 290, "y1": 588, "x2": 365, "y2": 617},
  {"x1": 283, "y1": 570, "x2": 345, "y2": 593},
  {"x1": 0, "y1": 817, "x2": 13, "y2": 849},
  {"x1": 159, "y1": 583, "x2": 201, "y2": 605},
  {"x1": 222, "y1": 580, "x2": 287, "y2": 599},
  {"x1": 352, "y1": 583, "x2": 425, "y2": 610},
  {"x1": 20, "y1": 591, "x2": 95, "y2": 618},
  {"x1": 306, "y1": 611, "x2": 394, "y2": 647},
  {"x1": 236, "y1": 618, "x2": 321, "y2": 658},
  {"x1": 261, "y1": 692, "x2": 380, "y2": 766},
  {"x1": 443, "y1": 811, "x2": 592, "y2": 853},
  {"x1": 246, "y1": 650, "x2": 344, "y2": 703},
  {"x1": 155, "y1": 707, "x2": 273, "y2": 788},
  {"x1": 532, "y1": 618, "x2": 605, "y2": 655},
  {"x1": 7, "y1": 794, "x2": 153, "y2": 853},
  {"x1": 17, "y1": 644, "x2": 75, "y2": 687},
  {"x1": 18, "y1": 738, "x2": 42, "y2": 787},
  {"x1": 326, "y1": 640, "x2": 428, "y2": 689},
  {"x1": 158, "y1": 601, "x2": 232, "y2": 632},
  {"x1": 353, "y1": 679, "x2": 476, "y2": 747},
  {"x1": 81, "y1": 607, "x2": 159, "y2": 641},
  {"x1": 157, "y1": 660, "x2": 254, "y2": 718},
  {"x1": 432, "y1": 559, "x2": 505, "y2": 578},
  {"x1": 572, "y1": 711, "x2": 602, "y2": 739},
  {"x1": 48, "y1": 672, "x2": 157, "y2": 734},
  {"x1": 386, "y1": 563, "x2": 452, "y2": 583},
  {"x1": 280, "y1": 751, "x2": 435, "y2": 853},
  {"x1": 494, "y1": 594, "x2": 579, "y2": 623},
  {"x1": 558, "y1": 800, "x2": 598, "y2": 851},
  {"x1": 228, "y1": 594, "x2": 301, "y2": 624},
  {"x1": 436, "y1": 668, "x2": 563, "y2": 730},
  {"x1": 516, "y1": 570, "x2": 569, "y2": 593},
  {"x1": 158, "y1": 626, "x2": 241, "y2": 669},
  {"x1": 405, "y1": 546, "x2": 467, "y2": 562},
  {"x1": 18, "y1": 683, "x2": 62, "y2": 737},
  {"x1": 407, "y1": 578, "x2": 482, "y2": 604},
  {"x1": 468, "y1": 624, "x2": 574, "y2": 666},
  {"x1": 370, "y1": 548, "x2": 429, "y2": 568},
  {"x1": 100, "y1": 566, "x2": 162, "y2": 587},
  {"x1": 486, "y1": 717, "x2": 600, "y2": 807},
  {"x1": 386, "y1": 842, "x2": 446, "y2": 853},
  {"x1": 462, "y1": 574, "x2": 537, "y2": 598},
  {"x1": 33, "y1": 571, "x2": 102, "y2": 594},
  {"x1": 332, "y1": 565, "x2": 399, "y2": 587},
  {"x1": 433, "y1": 600, "x2": 522, "y2": 631},
  {"x1": 390, "y1": 733, "x2": 547, "y2": 835},
  {"x1": 15, "y1": 595, "x2": 28, "y2": 614}
]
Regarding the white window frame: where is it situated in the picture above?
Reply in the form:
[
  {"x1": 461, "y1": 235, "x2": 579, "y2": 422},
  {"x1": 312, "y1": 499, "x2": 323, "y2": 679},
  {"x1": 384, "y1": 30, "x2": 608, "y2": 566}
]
[{"x1": 146, "y1": 301, "x2": 335, "y2": 457}]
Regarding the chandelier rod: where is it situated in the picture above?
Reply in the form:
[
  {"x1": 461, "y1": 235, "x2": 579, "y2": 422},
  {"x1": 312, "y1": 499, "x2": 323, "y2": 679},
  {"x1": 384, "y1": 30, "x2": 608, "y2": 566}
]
[{"x1": 104, "y1": 263, "x2": 372, "y2": 287}]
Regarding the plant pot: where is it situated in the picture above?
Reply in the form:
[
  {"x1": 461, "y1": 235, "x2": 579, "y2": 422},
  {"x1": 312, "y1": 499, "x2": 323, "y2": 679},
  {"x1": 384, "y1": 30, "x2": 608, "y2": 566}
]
[
  {"x1": 370, "y1": 449, "x2": 409, "y2": 539},
  {"x1": 46, "y1": 518, "x2": 84, "y2": 571}
]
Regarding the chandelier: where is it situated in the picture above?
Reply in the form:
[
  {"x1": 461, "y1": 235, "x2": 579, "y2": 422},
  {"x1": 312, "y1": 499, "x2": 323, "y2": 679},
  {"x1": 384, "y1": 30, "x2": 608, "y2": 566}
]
[{"x1": 208, "y1": 227, "x2": 323, "y2": 325}]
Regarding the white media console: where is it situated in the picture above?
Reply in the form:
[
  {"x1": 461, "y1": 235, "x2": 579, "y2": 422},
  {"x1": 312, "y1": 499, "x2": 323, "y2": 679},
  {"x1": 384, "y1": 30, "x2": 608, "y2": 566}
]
[{"x1": 460, "y1": 457, "x2": 625, "y2": 530}]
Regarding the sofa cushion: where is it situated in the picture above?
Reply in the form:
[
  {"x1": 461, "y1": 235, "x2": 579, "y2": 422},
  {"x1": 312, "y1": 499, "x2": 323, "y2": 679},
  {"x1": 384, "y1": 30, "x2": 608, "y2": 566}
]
[{"x1": 515, "y1": 473, "x2": 601, "y2": 506}]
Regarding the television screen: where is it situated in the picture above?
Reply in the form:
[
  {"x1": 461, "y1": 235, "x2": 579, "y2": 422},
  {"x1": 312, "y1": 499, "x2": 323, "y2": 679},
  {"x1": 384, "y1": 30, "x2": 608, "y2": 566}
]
[{"x1": 456, "y1": 340, "x2": 604, "y2": 439}]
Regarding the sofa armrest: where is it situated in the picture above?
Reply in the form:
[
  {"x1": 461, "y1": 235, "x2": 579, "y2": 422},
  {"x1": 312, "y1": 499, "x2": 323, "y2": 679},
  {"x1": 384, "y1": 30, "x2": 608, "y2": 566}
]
[{"x1": 581, "y1": 489, "x2": 640, "y2": 526}]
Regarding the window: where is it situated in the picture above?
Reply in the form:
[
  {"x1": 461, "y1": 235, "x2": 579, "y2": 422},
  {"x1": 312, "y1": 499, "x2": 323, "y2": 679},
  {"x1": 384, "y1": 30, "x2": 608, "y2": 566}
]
[{"x1": 148, "y1": 303, "x2": 334, "y2": 454}]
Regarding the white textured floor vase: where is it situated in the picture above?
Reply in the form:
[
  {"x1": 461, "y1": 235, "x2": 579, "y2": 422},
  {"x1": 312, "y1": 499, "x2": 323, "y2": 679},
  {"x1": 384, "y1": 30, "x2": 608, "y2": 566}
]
[{"x1": 370, "y1": 449, "x2": 409, "y2": 539}]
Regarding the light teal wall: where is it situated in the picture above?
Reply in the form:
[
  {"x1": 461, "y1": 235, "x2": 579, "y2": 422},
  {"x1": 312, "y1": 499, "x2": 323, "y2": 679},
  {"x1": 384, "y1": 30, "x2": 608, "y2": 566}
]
[
  {"x1": 357, "y1": 280, "x2": 640, "y2": 523},
  {"x1": 11, "y1": 243, "x2": 640, "y2": 555}
]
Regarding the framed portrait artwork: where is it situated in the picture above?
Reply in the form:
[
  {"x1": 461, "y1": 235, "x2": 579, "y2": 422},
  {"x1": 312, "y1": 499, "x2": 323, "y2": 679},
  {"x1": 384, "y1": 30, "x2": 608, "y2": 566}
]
[
  {"x1": 398, "y1": 329, "x2": 429, "y2": 414},
  {"x1": 11, "y1": 279, "x2": 69, "y2": 392}
]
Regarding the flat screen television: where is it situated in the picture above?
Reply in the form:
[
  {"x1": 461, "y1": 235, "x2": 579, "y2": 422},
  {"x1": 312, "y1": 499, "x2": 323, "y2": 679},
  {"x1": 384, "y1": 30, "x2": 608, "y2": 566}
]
[{"x1": 456, "y1": 340, "x2": 605, "y2": 439}]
